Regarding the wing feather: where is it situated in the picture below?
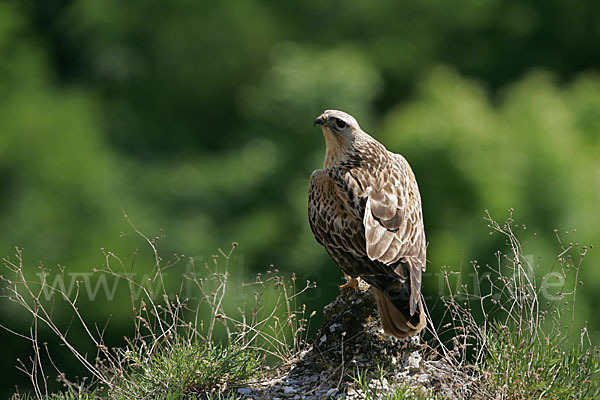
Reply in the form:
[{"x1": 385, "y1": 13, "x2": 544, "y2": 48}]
[
  {"x1": 358, "y1": 152, "x2": 426, "y2": 314},
  {"x1": 309, "y1": 147, "x2": 426, "y2": 317},
  {"x1": 309, "y1": 169, "x2": 367, "y2": 274}
]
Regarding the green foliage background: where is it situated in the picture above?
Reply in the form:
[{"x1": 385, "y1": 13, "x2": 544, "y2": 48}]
[{"x1": 1, "y1": 0, "x2": 600, "y2": 395}]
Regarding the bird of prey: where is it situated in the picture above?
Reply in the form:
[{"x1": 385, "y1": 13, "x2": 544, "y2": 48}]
[{"x1": 308, "y1": 110, "x2": 427, "y2": 339}]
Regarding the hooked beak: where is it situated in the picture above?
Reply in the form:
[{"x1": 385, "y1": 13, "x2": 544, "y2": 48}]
[{"x1": 314, "y1": 115, "x2": 325, "y2": 126}]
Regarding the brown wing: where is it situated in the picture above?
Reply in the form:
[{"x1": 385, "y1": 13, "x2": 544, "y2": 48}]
[
  {"x1": 309, "y1": 167, "x2": 394, "y2": 283},
  {"x1": 308, "y1": 169, "x2": 367, "y2": 264},
  {"x1": 309, "y1": 150, "x2": 426, "y2": 316},
  {"x1": 357, "y1": 153, "x2": 426, "y2": 315}
]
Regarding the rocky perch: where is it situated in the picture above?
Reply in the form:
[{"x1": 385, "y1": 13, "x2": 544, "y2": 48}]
[{"x1": 235, "y1": 281, "x2": 480, "y2": 399}]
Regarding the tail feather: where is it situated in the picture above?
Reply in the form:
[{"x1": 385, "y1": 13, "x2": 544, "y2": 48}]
[{"x1": 374, "y1": 287, "x2": 426, "y2": 339}]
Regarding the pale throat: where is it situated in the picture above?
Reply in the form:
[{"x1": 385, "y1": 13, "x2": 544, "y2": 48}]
[{"x1": 322, "y1": 129, "x2": 352, "y2": 168}]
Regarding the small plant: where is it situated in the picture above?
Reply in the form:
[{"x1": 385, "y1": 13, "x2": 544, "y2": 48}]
[
  {"x1": 114, "y1": 340, "x2": 261, "y2": 398},
  {"x1": 3, "y1": 210, "x2": 600, "y2": 399},
  {"x1": 427, "y1": 209, "x2": 600, "y2": 398},
  {"x1": 483, "y1": 321, "x2": 600, "y2": 399},
  {"x1": 12, "y1": 387, "x2": 96, "y2": 400},
  {"x1": 350, "y1": 366, "x2": 438, "y2": 400},
  {"x1": 2, "y1": 213, "x2": 316, "y2": 399}
]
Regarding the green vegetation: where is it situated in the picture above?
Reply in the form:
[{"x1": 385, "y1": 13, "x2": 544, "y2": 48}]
[
  {"x1": 448, "y1": 212, "x2": 600, "y2": 398},
  {"x1": 4, "y1": 220, "x2": 315, "y2": 399},
  {"x1": 114, "y1": 341, "x2": 261, "y2": 398},
  {"x1": 484, "y1": 325, "x2": 600, "y2": 399},
  {"x1": 5, "y1": 214, "x2": 600, "y2": 399},
  {"x1": 2, "y1": 0, "x2": 600, "y2": 396},
  {"x1": 347, "y1": 212, "x2": 600, "y2": 399}
]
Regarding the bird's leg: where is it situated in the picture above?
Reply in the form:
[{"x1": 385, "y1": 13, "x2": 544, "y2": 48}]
[{"x1": 339, "y1": 273, "x2": 360, "y2": 290}]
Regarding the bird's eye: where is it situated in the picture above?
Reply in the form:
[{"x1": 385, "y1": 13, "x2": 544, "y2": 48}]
[{"x1": 335, "y1": 119, "x2": 347, "y2": 129}]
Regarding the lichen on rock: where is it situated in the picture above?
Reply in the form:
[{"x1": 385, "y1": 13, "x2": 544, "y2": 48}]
[
  {"x1": 234, "y1": 280, "x2": 483, "y2": 399},
  {"x1": 306, "y1": 280, "x2": 422, "y2": 373},
  {"x1": 235, "y1": 281, "x2": 437, "y2": 399}
]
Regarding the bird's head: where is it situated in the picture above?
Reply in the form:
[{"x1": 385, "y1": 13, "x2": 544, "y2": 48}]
[
  {"x1": 314, "y1": 110, "x2": 363, "y2": 167},
  {"x1": 314, "y1": 109, "x2": 360, "y2": 137}
]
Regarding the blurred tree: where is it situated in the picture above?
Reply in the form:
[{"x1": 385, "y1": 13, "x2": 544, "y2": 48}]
[
  {"x1": 2, "y1": 0, "x2": 600, "y2": 395},
  {"x1": 0, "y1": 1, "x2": 128, "y2": 395},
  {"x1": 381, "y1": 67, "x2": 600, "y2": 338},
  {"x1": 18, "y1": 0, "x2": 600, "y2": 156},
  {"x1": 0, "y1": 0, "x2": 135, "y2": 266}
]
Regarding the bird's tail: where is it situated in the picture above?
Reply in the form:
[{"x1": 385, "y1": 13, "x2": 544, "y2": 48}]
[{"x1": 374, "y1": 287, "x2": 426, "y2": 339}]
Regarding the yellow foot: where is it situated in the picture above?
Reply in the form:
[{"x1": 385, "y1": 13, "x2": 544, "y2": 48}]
[{"x1": 339, "y1": 276, "x2": 360, "y2": 290}]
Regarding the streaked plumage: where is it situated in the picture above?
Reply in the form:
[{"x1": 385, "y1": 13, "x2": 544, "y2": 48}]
[{"x1": 309, "y1": 110, "x2": 427, "y2": 338}]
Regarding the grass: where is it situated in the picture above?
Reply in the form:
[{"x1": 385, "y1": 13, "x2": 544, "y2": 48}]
[
  {"x1": 114, "y1": 340, "x2": 262, "y2": 398},
  {"x1": 14, "y1": 392, "x2": 96, "y2": 400},
  {"x1": 425, "y1": 209, "x2": 600, "y2": 399},
  {"x1": 3, "y1": 213, "x2": 315, "y2": 400},
  {"x1": 483, "y1": 323, "x2": 600, "y2": 399},
  {"x1": 4, "y1": 210, "x2": 600, "y2": 399}
]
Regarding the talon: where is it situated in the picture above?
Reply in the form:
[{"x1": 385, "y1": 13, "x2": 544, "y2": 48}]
[{"x1": 339, "y1": 275, "x2": 360, "y2": 290}]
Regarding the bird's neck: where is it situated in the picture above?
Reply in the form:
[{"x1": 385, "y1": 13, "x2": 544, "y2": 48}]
[{"x1": 323, "y1": 130, "x2": 353, "y2": 169}]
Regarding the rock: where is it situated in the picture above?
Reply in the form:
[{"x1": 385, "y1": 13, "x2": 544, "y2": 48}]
[
  {"x1": 283, "y1": 386, "x2": 296, "y2": 394},
  {"x1": 236, "y1": 387, "x2": 252, "y2": 396},
  {"x1": 229, "y1": 282, "x2": 480, "y2": 399},
  {"x1": 306, "y1": 281, "x2": 422, "y2": 375}
]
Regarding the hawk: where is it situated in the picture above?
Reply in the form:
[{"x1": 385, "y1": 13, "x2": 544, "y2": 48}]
[{"x1": 308, "y1": 110, "x2": 427, "y2": 339}]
